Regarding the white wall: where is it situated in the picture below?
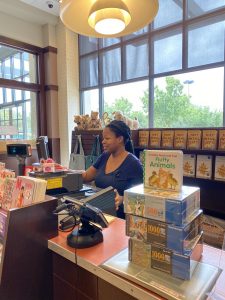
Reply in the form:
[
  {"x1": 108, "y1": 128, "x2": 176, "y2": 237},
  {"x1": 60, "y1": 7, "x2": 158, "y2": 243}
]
[
  {"x1": 56, "y1": 21, "x2": 80, "y2": 166},
  {"x1": 0, "y1": 11, "x2": 44, "y2": 47}
]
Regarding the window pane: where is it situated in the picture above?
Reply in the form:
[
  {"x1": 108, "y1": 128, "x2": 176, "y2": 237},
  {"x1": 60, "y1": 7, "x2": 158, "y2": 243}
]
[
  {"x1": 123, "y1": 26, "x2": 149, "y2": 41},
  {"x1": 13, "y1": 53, "x2": 21, "y2": 79},
  {"x1": 15, "y1": 89, "x2": 22, "y2": 101},
  {"x1": 24, "y1": 75, "x2": 30, "y2": 83},
  {"x1": 80, "y1": 54, "x2": 98, "y2": 88},
  {"x1": 154, "y1": 68, "x2": 223, "y2": 128},
  {"x1": 101, "y1": 48, "x2": 121, "y2": 84},
  {"x1": 187, "y1": 0, "x2": 225, "y2": 18},
  {"x1": 4, "y1": 58, "x2": 11, "y2": 79},
  {"x1": 0, "y1": 88, "x2": 3, "y2": 104},
  {"x1": 12, "y1": 106, "x2": 17, "y2": 119},
  {"x1": 154, "y1": 28, "x2": 182, "y2": 74},
  {"x1": 18, "y1": 105, "x2": 22, "y2": 118},
  {"x1": 82, "y1": 89, "x2": 99, "y2": 115},
  {"x1": 18, "y1": 119, "x2": 23, "y2": 132},
  {"x1": 188, "y1": 17, "x2": 225, "y2": 67},
  {"x1": 26, "y1": 101, "x2": 32, "y2": 138},
  {"x1": 126, "y1": 39, "x2": 149, "y2": 80},
  {"x1": 103, "y1": 80, "x2": 149, "y2": 128},
  {"x1": 0, "y1": 90, "x2": 37, "y2": 139},
  {"x1": 153, "y1": 0, "x2": 182, "y2": 29},
  {"x1": 6, "y1": 88, "x2": 12, "y2": 103},
  {"x1": 0, "y1": 45, "x2": 37, "y2": 83},
  {"x1": 12, "y1": 119, "x2": 17, "y2": 127},
  {"x1": 22, "y1": 52, "x2": 37, "y2": 83},
  {"x1": 79, "y1": 36, "x2": 98, "y2": 55},
  {"x1": 24, "y1": 91, "x2": 30, "y2": 100},
  {"x1": 4, "y1": 108, "x2": 9, "y2": 120},
  {"x1": 100, "y1": 37, "x2": 120, "y2": 48}
]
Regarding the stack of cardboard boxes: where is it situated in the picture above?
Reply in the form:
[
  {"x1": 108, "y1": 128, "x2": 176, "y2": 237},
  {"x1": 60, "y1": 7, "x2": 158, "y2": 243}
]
[{"x1": 124, "y1": 150, "x2": 203, "y2": 280}]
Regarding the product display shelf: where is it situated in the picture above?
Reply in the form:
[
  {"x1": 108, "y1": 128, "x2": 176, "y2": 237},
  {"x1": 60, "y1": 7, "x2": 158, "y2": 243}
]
[{"x1": 0, "y1": 196, "x2": 58, "y2": 300}]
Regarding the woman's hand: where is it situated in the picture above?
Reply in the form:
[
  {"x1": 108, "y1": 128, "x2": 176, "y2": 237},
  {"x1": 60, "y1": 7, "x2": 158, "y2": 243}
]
[{"x1": 114, "y1": 189, "x2": 123, "y2": 210}]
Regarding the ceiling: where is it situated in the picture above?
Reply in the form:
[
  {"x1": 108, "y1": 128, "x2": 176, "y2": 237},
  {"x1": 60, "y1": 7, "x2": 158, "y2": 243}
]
[
  {"x1": 0, "y1": 0, "x2": 59, "y2": 25},
  {"x1": 20, "y1": 0, "x2": 60, "y2": 16}
]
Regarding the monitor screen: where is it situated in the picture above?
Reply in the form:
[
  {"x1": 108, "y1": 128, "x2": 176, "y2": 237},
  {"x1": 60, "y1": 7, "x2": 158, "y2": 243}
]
[{"x1": 7, "y1": 144, "x2": 32, "y2": 157}]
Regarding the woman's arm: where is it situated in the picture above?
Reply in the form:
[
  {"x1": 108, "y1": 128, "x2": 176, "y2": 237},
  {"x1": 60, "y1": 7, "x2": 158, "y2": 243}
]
[
  {"x1": 82, "y1": 166, "x2": 97, "y2": 183},
  {"x1": 114, "y1": 189, "x2": 123, "y2": 210}
]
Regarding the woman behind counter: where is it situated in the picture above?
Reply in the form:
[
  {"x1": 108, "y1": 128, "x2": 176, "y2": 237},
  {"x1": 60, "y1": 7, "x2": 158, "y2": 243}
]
[{"x1": 82, "y1": 120, "x2": 143, "y2": 219}]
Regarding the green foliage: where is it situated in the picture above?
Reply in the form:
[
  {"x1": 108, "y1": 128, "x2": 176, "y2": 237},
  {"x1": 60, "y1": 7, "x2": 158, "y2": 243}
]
[
  {"x1": 154, "y1": 76, "x2": 223, "y2": 127},
  {"x1": 103, "y1": 76, "x2": 223, "y2": 128}
]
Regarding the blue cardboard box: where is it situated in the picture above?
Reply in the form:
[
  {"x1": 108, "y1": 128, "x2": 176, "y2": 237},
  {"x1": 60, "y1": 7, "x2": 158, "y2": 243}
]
[
  {"x1": 128, "y1": 233, "x2": 203, "y2": 280},
  {"x1": 126, "y1": 209, "x2": 203, "y2": 255},
  {"x1": 124, "y1": 184, "x2": 200, "y2": 226}
]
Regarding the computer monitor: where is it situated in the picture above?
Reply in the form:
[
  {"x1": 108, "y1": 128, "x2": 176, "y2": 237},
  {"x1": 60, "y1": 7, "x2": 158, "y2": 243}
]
[{"x1": 36, "y1": 136, "x2": 49, "y2": 160}]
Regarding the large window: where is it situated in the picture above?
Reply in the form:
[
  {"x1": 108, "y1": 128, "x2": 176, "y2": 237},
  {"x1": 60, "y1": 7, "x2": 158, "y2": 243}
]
[
  {"x1": 0, "y1": 89, "x2": 37, "y2": 139},
  {"x1": 79, "y1": 0, "x2": 225, "y2": 128},
  {"x1": 0, "y1": 43, "x2": 39, "y2": 139},
  {"x1": 103, "y1": 81, "x2": 149, "y2": 128},
  {"x1": 154, "y1": 68, "x2": 223, "y2": 128}
]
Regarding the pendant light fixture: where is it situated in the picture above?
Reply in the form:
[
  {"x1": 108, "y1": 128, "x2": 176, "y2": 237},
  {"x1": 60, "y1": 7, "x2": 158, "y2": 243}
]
[{"x1": 60, "y1": 0, "x2": 159, "y2": 38}]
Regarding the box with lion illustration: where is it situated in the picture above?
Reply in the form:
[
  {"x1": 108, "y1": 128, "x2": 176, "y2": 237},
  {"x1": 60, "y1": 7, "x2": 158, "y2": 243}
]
[
  {"x1": 143, "y1": 150, "x2": 183, "y2": 192},
  {"x1": 183, "y1": 154, "x2": 196, "y2": 177},
  {"x1": 126, "y1": 209, "x2": 202, "y2": 255},
  {"x1": 124, "y1": 184, "x2": 200, "y2": 226},
  {"x1": 196, "y1": 155, "x2": 212, "y2": 179},
  {"x1": 214, "y1": 156, "x2": 225, "y2": 181}
]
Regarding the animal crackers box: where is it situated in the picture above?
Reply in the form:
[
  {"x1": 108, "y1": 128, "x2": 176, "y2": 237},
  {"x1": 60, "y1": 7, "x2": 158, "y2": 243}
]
[
  {"x1": 214, "y1": 156, "x2": 225, "y2": 181},
  {"x1": 143, "y1": 150, "x2": 183, "y2": 192}
]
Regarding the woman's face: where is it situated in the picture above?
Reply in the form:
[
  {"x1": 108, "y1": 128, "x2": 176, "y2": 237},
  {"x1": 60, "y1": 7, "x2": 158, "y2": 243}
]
[{"x1": 102, "y1": 127, "x2": 123, "y2": 153}]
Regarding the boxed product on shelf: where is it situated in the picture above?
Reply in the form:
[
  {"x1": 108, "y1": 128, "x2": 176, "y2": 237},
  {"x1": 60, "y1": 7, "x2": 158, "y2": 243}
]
[
  {"x1": 202, "y1": 129, "x2": 218, "y2": 150},
  {"x1": 183, "y1": 154, "x2": 196, "y2": 177},
  {"x1": 196, "y1": 155, "x2": 212, "y2": 179},
  {"x1": 126, "y1": 209, "x2": 203, "y2": 255},
  {"x1": 149, "y1": 130, "x2": 161, "y2": 148},
  {"x1": 173, "y1": 130, "x2": 187, "y2": 149},
  {"x1": 0, "y1": 162, "x2": 5, "y2": 170},
  {"x1": 214, "y1": 156, "x2": 225, "y2": 181},
  {"x1": 0, "y1": 210, "x2": 7, "y2": 242},
  {"x1": 128, "y1": 233, "x2": 203, "y2": 280},
  {"x1": 138, "y1": 130, "x2": 149, "y2": 147},
  {"x1": 0, "y1": 169, "x2": 15, "y2": 205},
  {"x1": 187, "y1": 130, "x2": 202, "y2": 150},
  {"x1": 124, "y1": 184, "x2": 200, "y2": 226},
  {"x1": 143, "y1": 149, "x2": 183, "y2": 192},
  {"x1": 218, "y1": 129, "x2": 225, "y2": 151},
  {"x1": 1, "y1": 178, "x2": 17, "y2": 210},
  {"x1": 161, "y1": 130, "x2": 174, "y2": 148}
]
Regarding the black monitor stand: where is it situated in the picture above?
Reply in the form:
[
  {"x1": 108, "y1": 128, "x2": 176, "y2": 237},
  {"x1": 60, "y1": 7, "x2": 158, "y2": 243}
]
[
  {"x1": 17, "y1": 156, "x2": 26, "y2": 176},
  {"x1": 67, "y1": 219, "x2": 103, "y2": 249}
]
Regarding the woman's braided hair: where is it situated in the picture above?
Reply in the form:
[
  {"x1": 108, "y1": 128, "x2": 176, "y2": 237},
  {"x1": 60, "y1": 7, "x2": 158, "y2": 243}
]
[{"x1": 106, "y1": 120, "x2": 134, "y2": 153}]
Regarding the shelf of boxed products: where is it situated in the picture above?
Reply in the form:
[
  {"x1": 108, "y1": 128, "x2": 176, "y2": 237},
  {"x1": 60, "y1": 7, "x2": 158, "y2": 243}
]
[
  {"x1": 138, "y1": 128, "x2": 225, "y2": 151},
  {"x1": 135, "y1": 147, "x2": 225, "y2": 182},
  {"x1": 135, "y1": 146, "x2": 225, "y2": 156}
]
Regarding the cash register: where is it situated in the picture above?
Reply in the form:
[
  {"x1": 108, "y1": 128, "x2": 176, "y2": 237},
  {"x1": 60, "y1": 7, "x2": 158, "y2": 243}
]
[{"x1": 30, "y1": 136, "x2": 116, "y2": 217}]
